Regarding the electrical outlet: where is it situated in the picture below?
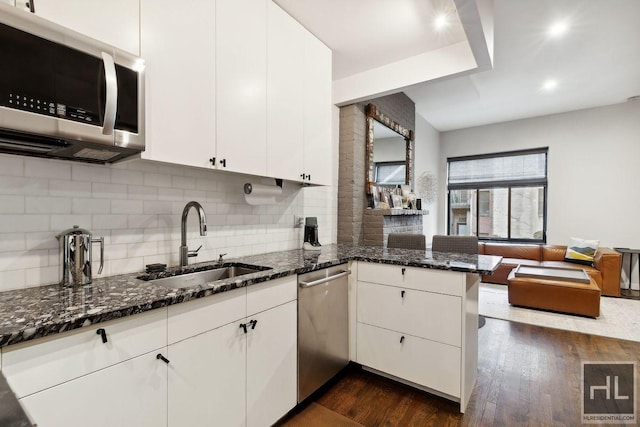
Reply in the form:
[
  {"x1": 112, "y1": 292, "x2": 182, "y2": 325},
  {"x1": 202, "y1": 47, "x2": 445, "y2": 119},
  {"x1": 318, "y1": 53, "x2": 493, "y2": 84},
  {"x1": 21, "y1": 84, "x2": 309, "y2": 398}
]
[{"x1": 294, "y1": 216, "x2": 304, "y2": 228}]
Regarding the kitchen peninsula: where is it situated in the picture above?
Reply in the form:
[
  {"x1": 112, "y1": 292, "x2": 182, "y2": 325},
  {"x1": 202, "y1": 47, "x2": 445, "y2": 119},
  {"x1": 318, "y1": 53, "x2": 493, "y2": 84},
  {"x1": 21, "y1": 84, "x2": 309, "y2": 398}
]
[{"x1": 0, "y1": 244, "x2": 501, "y2": 426}]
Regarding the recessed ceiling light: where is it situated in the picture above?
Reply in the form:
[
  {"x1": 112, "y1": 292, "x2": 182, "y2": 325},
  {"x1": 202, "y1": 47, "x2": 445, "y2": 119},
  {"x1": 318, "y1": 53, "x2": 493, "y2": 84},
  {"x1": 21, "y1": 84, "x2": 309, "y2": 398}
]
[
  {"x1": 542, "y1": 79, "x2": 558, "y2": 91},
  {"x1": 434, "y1": 13, "x2": 449, "y2": 31},
  {"x1": 548, "y1": 21, "x2": 569, "y2": 37}
]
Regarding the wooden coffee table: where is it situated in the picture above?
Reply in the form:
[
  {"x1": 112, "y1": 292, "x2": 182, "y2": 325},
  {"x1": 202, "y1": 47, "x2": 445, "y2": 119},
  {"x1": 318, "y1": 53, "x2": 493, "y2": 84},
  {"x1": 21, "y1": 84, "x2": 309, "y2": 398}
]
[{"x1": 507, "y1": 266, "x2": 601, "y2": 318}]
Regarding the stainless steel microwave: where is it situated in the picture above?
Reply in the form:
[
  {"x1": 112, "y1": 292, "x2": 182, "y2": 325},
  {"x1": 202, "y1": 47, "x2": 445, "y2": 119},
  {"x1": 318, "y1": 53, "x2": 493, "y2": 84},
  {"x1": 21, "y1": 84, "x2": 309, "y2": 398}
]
[{"x1": 0, "y1": 3, "x2": 144, "y2": 163}]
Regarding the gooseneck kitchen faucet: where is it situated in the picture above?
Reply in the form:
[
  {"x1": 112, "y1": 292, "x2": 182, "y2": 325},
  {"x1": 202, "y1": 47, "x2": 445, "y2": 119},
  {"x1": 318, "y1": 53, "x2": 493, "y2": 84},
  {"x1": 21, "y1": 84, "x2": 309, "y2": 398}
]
[{"x1": 180, "y1": 201, "x2": 207, "y2": 267}]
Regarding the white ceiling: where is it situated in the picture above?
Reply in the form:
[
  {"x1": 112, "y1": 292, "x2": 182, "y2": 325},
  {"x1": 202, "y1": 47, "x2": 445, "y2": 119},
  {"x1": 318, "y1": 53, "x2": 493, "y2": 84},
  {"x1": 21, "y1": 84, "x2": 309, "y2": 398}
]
[
  {"x1": 275, "y1": 0, "x2": 640, "y2": 132},
  {"x1": 274, "y1": 0, "x2": 467, "y2": 80}
]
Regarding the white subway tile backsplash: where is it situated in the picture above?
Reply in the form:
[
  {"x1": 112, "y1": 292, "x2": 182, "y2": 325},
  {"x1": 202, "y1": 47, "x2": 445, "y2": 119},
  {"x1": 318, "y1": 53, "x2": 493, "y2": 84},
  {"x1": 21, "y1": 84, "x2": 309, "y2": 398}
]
[
  {"x1": 26, "y1": 232, "x2": 58, "y2": 250},
  {"x1": 111, "y1": 169, "x2": 144, "y2": 186},
  {"x1": 109, "y1": 257, "x2": 144, "y2": 275},
  {"x1": 127, "y1": 241, "x2": 158, "y2": 258},
  {"x1": 72, "y1": 198, "x2": 110, "y2": 214},
  {"x1": 50, "y1": 180, "x2": 91, "y2": 198},
  {"x1": 143, "y1": 173, "x2": 172, "y2": 188},
  {"x1": 50, "y1": 215, "x2": 92, "y2": 232},
  {"x1": 103, "y1": 243, "x2": 128, "y2": 261},
  {"x1": 0, "y1": 154, "x2": 337, "y2": 291},
  {"x1": 26, "y1": 196, "x2": 70, "y2": 214},
  {"x1": 111, "y1": 199, "x2": 143, "y2": 215},
  {"x1": 93, "y1": 215, "x2": 128, "y2": 230},
  {"x1": 128, "y1": 214, "x2": 159, "y2": 229},
  {"x1": 92, "y1": 183, "x2": 128, "y2": 200},
  {"x1": 0, "y1": 270, "x2": 26, "y2": 291},
  {"x1": 158, "y1": 188, "x2": 184, "y2": 202},
  {"x1": 0, "y1": 250, "x2": 49, "y2": 270},
  {"x1": 143, "y1": 200, "x2": 173, "y2": 215},
  {"x1": 111, "y1": 228, "x2": 145, "y2": 244},
  {"x1": 128, "y1": 185, "x2": 158, "y2": 200},
  {"x1": 0, "y1": 176, "x2": 49, "y2": 196},
  {"x1": 25, "y1": 266, "x2": 58, "y2": 287},
  {"x1": 171, "y1": 175, "x2": 196, "y2": 190},
  {"x1": 72, "y1": 163, "x2": 111, "y2": 183},
  {"x1": 0, "y1": 233, "x2": 26, "y2": 253},
  {"x1": 25, "y1": 158, "x2": 71, "y2": 180},
  {"x1": 0, "y1": 154, "x2": 24, "y2": 177},
  {"x1": 0, "y1": 195, "x2": 24, "y2": 213},
  {"x1": 0, "y1": 215, "x2": 49, "y2": 233}
]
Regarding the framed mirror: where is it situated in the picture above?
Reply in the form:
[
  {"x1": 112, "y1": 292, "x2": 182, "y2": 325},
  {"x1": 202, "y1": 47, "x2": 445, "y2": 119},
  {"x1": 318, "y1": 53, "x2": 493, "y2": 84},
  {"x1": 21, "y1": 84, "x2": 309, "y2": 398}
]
[{"x1": 365, "y1": 104, "x2": 414, "y2": 194}]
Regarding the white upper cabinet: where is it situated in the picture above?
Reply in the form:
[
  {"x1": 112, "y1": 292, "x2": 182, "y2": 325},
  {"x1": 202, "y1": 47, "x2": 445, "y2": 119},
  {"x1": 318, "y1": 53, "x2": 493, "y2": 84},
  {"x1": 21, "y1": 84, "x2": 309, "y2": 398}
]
[
  {"x1": 303, "y1": 32, "x2": 333, "y2": 186},
  {"x1": 140, "y1": 0, "x2": 216, "y2": 168},
  {"x1": 267, "y1": 2, "x2": 333, "y2": 185},
  {"x1": 267, "y1": 2, "x2": 305, "y2": 182},
  {"x1": 139, "y1": 0, "x2": 332, "y2": 183},
  {"x1": 15, "y1": 0, "x2": 140, "y2": 55},
  {"x1": 216, "y1": 0, "x2": 268, "y2": 176}
]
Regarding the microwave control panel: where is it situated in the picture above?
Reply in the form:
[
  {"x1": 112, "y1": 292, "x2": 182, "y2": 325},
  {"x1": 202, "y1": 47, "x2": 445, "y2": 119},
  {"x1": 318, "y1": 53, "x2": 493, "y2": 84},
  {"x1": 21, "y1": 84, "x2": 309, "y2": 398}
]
[{"x1": 3, "y1": 93, "x2": 99, "y2": 125}]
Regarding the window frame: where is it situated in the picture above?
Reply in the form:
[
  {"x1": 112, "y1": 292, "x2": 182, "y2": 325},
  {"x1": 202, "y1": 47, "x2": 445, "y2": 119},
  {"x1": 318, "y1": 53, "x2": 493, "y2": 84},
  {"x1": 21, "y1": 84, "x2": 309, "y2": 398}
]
[
  {"x1": 446, "y1": 148, "x2": 548, "y2": 244},
  {"x1": 374, "y1": 160, "x2": 406, "y2": 186}
]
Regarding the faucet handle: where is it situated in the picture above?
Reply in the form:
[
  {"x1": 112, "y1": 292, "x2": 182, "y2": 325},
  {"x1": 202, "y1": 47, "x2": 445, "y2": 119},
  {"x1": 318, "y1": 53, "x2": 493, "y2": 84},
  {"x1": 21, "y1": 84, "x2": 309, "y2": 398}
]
[
  {"x1": 218, "y1": 253, "x2": 228, "y2": 263},
  {"x1": 188, "y1": 245, "x2": 203, "y2": 258}
]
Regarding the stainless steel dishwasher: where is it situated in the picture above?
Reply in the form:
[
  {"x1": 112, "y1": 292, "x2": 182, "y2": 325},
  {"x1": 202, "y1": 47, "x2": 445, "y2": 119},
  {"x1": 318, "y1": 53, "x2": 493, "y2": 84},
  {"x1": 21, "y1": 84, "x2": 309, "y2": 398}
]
[{"x1": 297, "y1": 264, "x2": 351, "y2": 402}]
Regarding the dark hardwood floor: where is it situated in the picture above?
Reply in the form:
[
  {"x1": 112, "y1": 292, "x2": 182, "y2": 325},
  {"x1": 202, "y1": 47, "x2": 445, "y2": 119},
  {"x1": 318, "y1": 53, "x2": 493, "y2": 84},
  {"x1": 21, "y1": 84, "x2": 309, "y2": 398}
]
[{"x1": 280, "y1": 318, "x2": 640, "y2": 426}]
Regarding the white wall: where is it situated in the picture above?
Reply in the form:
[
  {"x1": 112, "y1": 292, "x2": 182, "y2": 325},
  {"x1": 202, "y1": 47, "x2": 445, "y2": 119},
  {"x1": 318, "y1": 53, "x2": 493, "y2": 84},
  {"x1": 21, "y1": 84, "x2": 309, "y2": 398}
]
[
  {"x1": 439, "y1": 101, "x2": 640, "y2": 285},
  {"x1": 0, "y1": 154, "x2": 337, "y2": 292},
  {"x1": 414, "y1": 114, "x2": 441, "y2": 242}
]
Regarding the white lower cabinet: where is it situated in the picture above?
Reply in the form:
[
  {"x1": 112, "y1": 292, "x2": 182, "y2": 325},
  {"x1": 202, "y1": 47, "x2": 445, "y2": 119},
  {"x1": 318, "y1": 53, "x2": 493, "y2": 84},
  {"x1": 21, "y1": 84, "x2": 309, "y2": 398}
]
[
  {"x1": 354, "y1": 262, "x2": 479, "y2": 412},
  {"x1": 19, "y1": 350, "x2": 167, "y2": 427},
  {"x1": 0, "y1": 277, "x2": 297, "y2": 426},
  {"x1": 166, "y1": 276, "x2": 297, "y2": 427},
  {"x1": 356, "y1": 322, "x2": 461, "y2": 398},
  {"x1": 247, "y1": 300, "x2": 297, "y2": 427},
  {"x1": 168, "y1": 321, "x2": 246, "y2": 427}
]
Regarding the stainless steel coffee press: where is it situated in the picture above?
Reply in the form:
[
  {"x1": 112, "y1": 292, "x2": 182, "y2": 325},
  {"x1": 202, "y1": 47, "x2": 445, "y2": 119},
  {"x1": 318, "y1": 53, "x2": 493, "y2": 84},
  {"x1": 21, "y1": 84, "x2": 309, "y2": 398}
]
[{"x1": 56, "y1": 225, "x2": 104, "y2": 286}]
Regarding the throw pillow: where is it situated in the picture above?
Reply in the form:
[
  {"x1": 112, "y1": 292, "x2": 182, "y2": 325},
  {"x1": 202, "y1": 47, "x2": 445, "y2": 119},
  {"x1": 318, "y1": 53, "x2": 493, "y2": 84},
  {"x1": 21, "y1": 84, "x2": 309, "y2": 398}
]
[{"x1": 564, "y1": 237, "x2": 599, "y2": 266}]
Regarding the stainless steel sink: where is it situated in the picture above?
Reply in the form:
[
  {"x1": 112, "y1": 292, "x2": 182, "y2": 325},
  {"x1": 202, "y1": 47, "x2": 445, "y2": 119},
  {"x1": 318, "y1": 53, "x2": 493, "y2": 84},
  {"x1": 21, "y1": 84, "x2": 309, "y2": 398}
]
[{"x1": 150, "y1": 264, "x2": 271, "y2": 289}]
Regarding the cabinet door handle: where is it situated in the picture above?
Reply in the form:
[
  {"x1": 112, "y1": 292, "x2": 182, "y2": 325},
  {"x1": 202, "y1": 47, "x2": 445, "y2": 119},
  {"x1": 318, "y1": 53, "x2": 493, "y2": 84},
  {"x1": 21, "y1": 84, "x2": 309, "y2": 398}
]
[
  {"x1": 26, "y1": 0, "x2": 36, "y2": 13},
  {"x1": 401, "y1": 268, "x2": 406, "y2": 276},
  {"x1": 249, "y1": 319, "x2": 258, "y2": 330},
  {"x1": 156, "y1": 353, "x2": 170, "y2": 364},
  {"x1": 96, "y1": 328, "x2": 108, "y2": 344},
  {"x1": 300, "y1": 173, "x2": 305, "y2": 180},
  {"x1": 240, "y1": 323, "x2": 248, "y2": 334},
  {"x1": 209, "y1": 157, "x2": 216, "y2": 166},
  {"x1": 220, "y1": 159, "x2": 227, "y2": 167},
  {"x1": 401, "y1": 290, "x2": 405, "y2": 299},
  {"x1": 400, "y1": 336, "x2": 405, "y2": 344}
]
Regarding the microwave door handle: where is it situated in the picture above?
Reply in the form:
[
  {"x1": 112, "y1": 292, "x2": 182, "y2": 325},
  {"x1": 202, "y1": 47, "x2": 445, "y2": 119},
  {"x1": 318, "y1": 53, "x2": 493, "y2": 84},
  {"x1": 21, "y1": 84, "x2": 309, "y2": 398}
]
[{"x1": 101, "y1": 52, "x2": 118, "y2": 136}]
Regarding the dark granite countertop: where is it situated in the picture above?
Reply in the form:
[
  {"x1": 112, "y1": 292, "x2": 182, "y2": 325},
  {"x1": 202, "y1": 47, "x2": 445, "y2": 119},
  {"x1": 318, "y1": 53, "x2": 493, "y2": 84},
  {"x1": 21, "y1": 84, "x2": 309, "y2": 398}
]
[
  {"x1": 0, "y1": 243, "x2": 500, "y2": 425},
  {"x1": 0, "y1": 243, "x2": 501, "y2": 349}
]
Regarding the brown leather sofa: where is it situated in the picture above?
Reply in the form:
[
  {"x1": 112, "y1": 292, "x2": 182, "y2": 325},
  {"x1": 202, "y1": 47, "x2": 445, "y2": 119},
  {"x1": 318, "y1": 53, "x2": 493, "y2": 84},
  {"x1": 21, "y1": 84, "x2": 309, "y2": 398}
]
[{"x1": 478, "y1": 243, "x2": 622, "y2": 297}]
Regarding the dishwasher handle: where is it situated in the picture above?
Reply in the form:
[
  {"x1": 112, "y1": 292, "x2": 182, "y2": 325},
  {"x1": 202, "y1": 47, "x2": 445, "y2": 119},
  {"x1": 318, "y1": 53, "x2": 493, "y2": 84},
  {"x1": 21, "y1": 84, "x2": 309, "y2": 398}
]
[{"x1": 299, "y1": 270, "x2": 351, "y2": 288}]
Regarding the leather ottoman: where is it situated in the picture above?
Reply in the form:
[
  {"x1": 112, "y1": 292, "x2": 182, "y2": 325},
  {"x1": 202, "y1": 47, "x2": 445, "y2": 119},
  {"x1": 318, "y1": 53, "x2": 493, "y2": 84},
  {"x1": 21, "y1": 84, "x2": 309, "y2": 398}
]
[{"x1": 507, "y1": 270, "x2": 601, "y2": 318}]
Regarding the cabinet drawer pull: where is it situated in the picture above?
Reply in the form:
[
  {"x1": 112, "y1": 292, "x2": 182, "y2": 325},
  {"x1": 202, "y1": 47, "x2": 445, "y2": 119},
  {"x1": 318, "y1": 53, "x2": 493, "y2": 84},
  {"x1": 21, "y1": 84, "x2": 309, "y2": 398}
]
[
  {"x1": 400, "y1": 336, "x2": 405, "y2": 344},
  {"x1": 156, "y1": 353, "x2": 170, "y2": 364},
  {"x1": 96, "y1": 328, "x2": 107, "y2": 344},
  {"x1": 240, "y1": 323, "x2": 248, "y2": 334}
]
